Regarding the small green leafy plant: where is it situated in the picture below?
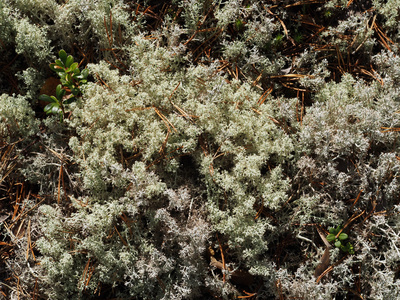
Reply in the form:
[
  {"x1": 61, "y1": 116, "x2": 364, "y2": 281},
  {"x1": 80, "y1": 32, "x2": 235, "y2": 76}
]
[
  {"x1": 274, "y1": 33, "x2": 284, "y2": 46},
  {"x1": 294, "y1": 31, "x2": 303, "y2": 44},
  {"x1": 235, "y1": 18, "x2": 244, "y2": 31},
  {"x1": 39, "y1": 50, "x2": 88, "y2": 121},
  {"x1": 324, "y1": 10, "x2": 332, "y2": 18},
  {"x1": 327, "y1": 225, "x2": 355, "y2": 254}
]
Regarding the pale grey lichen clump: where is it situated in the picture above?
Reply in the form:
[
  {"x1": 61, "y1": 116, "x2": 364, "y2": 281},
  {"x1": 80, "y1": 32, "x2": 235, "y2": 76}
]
[
  {"x1": 0, "y1": 94, "x2": 40, "y2": 141},
  {"x1": 2, "y1": 0, "x2": 400, "y2": 299}
]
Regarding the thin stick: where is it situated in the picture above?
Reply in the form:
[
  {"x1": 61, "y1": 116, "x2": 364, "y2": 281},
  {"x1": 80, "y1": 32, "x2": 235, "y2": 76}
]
[
  {"x1": 57, "y1": 164, "x2": 62, "y2": 204},
  {"x1": 217, "y1": 235, "x2": 226, "y2": 283}
]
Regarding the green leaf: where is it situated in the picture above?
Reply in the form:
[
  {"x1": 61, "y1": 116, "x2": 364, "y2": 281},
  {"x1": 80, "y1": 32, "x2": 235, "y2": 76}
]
[
  {"x1": 50, "y1": 63, "x2": 61, "y2": 72},
  {"x1": 39, "y1": 94, "x2": 55, "y2": 103},
  {"x1": 329, "y1": 227, "x2": 336, "y2": 234},
  {"x1": 44, "y1": 102, "x2": 61, "y2": 115},
  {"x1": 44, "y1": 103, "x2": 54, "y2": 113},
  {"x1": 58, "y1": 50, "x2": 67, "y2": 65},
  {"x1": 65, "y1": 55, "x2": 74, "y2": 68},
  {"x1": 55, "y1": 59, "x2": 64, "y2": 68},
  {"x1": 51, "y1": 67, "x2": 65, "y2": 75},
  {"x1": 335, "y1": 240, "x2": 341, "y2": 248},
  {"x1": 76, "y1": 68, "x2": 89, "y2": 83},
  {"x1": 338, "y1": 233, "x2": 348, "y2": 241},
  {"x1": 51, "y1": 104, "x2": 61, "y2": 114},
  {"x1": 66, "y1": 62, "x2": 78, "y2": 73},
  {"x1": 56, "y1": 84, "x2": 66, "y2": 101},
  {"x1": 326, "y1": 234, "x2": 336, "y2": 242},
  {"x1": 81, "y1": 69, "x2": 89, "y2": 78}
]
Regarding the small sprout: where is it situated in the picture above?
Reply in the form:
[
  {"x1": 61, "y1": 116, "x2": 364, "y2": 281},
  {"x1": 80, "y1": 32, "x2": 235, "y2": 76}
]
[
  {"x1": 269, "y1": 33, "x2": 284, "y2": 49},
  {"x1": 235, "y1": 19, "x2": 244, "y2": 31},
  {"x1": 324, "y1": 10, "x2": 332, "y2": 18},
  {"x1": 327, "y1": 225, "x2": 354, "y2": 254},
  {"x1": 274, "y1": 33, "x2": 284, "y2": 44},
  {"x1": 294, "y1": 32, "x2": 303, "y2": 44}
]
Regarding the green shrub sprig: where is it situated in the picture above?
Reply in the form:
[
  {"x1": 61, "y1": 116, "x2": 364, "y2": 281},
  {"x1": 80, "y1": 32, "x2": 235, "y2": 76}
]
[{"x1": 39, "y1": 50, "x2": 88, "y2": 121}]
